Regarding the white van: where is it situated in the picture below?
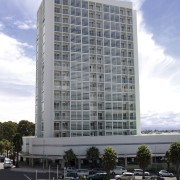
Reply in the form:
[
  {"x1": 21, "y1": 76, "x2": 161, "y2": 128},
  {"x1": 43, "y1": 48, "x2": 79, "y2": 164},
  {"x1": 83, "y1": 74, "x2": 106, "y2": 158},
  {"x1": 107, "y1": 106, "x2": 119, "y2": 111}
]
[{"x1": 110, "y1": 166, "x2": 127, "y2": 175}]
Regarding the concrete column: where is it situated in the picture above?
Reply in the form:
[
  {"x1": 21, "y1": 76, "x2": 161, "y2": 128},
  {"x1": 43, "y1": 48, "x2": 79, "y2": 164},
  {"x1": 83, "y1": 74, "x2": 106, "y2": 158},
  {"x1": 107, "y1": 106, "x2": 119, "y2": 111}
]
[
  {"x1": 61, "y1": 159, "x2": 65, "y2": 168},
  {"x1": 78, "y1": 158, "x2": 81, "y2": 169},
  {"x1": 151, "y1": 156, "x2": 153, "y2": 164},
  {"x1": 46, "y1": 158, "x2": 48, "y2": 168},
  {"x1": 31, "y1": 158, "x2": 34, "y2": 167},
  {"x1": 124, "y1": 157, "x2": 127, "y2": 168}
]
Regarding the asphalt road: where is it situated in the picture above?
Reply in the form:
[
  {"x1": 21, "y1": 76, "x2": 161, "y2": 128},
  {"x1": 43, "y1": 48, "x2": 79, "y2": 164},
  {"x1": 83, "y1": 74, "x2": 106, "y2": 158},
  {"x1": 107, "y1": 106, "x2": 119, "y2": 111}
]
[
  {"x1": 0, "y1": 162, "x2": 59, "y2": 180},
  {"x1": 0, "y1": 163, "x2": 177, "y2": 180},
  {"x1": 0, "y1": 169, "x2": 59, "y2": 180}
]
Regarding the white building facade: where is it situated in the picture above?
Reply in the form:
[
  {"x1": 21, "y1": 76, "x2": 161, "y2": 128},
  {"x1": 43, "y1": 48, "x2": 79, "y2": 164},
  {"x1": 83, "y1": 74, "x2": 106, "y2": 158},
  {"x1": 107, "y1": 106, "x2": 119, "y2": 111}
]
[
  {"x1": 22, "y1": 134, "x2": 180, "y2": 168},
  {"x1": 36, "y1": 0, "x2": 140, "y2": 138},
  {"x1": 22, "y1": 0, "x2": 180, "y2": 168}
]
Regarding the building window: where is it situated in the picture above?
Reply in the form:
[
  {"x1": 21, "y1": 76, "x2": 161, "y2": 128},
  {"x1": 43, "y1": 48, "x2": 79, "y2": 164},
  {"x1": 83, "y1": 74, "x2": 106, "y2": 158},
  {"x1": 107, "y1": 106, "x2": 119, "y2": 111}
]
[
  {"x1": 55, "y1": 0, "x2": 60, "y2": 4},
  {"x1": 82, "y1": 1, "x2": 88, "y2": 9},
  {"x1": 55, "y1": 16, "x2": 61, "y2": 22},
  {"x1": 54, "y1": 122, "x2": 60, "y2": 130},
  {"x1": 63, "y1": 9, "x2": 69, "y2": 14},
  {"x1": 63, "y1": 26, "x2": 68, "y2": 32},
  {"x1": 89, "y1": 4, "x2": 94, "y2": 10},
  {"x1": 97, "y1": 39, "x2": 102, "y2": 45},
  {"x1": 89, "y1": 12, "x2": 95, "y2": 18},
  {"x1": 97, "y1": 48, "x2": 102, "y2": 55},
  {"x1": 97, "y1": 31, "x2": 102, "y2": 37},
  {"x1": 103, "y1": 5, "x2": 109, "y2": 12},
  {"x1": 55, "y1": 8, "x2": 61, "y2": 13},
  {"x1": 63, "y1": 18, "x2": 69, "y2": 23},
  {"x1": 96, "y1": 5, "x2": 101, "y2": 11},
  {"x1": 63, "y1": 45, "x2": 69, "y2": 51}
]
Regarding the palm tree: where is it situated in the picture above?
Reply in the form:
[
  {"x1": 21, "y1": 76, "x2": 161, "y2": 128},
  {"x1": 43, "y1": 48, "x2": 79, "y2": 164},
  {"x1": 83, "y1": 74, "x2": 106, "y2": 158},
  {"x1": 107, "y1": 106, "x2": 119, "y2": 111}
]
[
  {"x1": 165, "y1": 150, "x2": 170, "y2": 171},
  {"x1": 136, "y1": 144, "x2": 151, "y2": 179},
  {"x1": 86, "y1": 146, "x2": 100, "y2": 168},
  {"x1": 63, "y1": 149, "x2": 76, "y2": 167},
  {"x1": 2, "y1": 139, "x2": 11, "y2": 158},
  {"x1": 13, "y1": 133, "x2": 22, "y2": 167},
  {"x1": 101, "y1": 146, "x2": 117, "y2": 179},
  {"x1": 0, "y1": 141, "x2": 5, "y2": 155},
  {"x1": 169, "y1": 142, "x2": 180, "y2": 180}
]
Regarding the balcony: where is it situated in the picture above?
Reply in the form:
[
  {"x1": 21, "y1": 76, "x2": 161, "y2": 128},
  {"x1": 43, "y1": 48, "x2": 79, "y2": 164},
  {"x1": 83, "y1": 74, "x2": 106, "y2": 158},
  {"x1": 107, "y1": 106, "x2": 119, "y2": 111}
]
[
  {"x1": 54, "y1": 66, "x2": 62, "y2": 71},
  {"x1": 54, "y1": 86, "x2": 70, "y2": 91},
  {"x1": 90, "y1": 78, "x2": 96, "y2": 82}
]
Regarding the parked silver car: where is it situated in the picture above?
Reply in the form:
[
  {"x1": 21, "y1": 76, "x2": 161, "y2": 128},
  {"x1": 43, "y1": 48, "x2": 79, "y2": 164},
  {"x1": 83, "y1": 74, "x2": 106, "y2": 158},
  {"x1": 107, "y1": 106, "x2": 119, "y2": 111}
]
[
  {"x1": 3, "y1": 159, "x2": 13, "y2": 169},
  {"x1": 115, "y1": 172, "x2": 135, "y2": 180},
  {"x1": 158, "y1": 170, "x2": 174, "y2": 177},
  {"x1": 77, "y1": 169, "x2": 89, "y2": 177},
  {"x1": 110, "y1": 166, "x2": 127, "y2": 175},
  {"x1": 66, "y1": 167, "x2": 77, "y2": 172},
  {"x1": 133, "y1": 169, "x2": 150, "y2": 176},
  {"x1": 65, "y1": 172, "x2": 79, "y2": 180}
]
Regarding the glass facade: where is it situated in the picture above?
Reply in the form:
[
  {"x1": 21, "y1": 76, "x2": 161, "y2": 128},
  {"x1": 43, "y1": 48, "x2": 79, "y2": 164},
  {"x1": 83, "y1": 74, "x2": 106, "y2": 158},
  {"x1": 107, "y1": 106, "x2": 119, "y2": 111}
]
[{"x1": 37, "y1": 0, "x2": 138, "y2": 138}]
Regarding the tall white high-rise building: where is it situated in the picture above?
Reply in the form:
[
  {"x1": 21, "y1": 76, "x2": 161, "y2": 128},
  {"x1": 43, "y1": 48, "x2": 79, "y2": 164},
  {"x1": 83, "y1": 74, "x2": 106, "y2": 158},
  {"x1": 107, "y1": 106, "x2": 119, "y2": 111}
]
[
  {"x1": 36, "y1": 0, "x2": 140, "y2": 138},
  {"x1": 21, "y1": 0, "x2": 180, "y2": 167}
]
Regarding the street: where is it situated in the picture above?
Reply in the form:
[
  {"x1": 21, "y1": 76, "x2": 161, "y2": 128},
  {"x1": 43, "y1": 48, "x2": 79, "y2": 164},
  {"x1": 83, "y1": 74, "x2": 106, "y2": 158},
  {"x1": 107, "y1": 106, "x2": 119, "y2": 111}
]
[
  {"x1": 0, "y1": 162, "x2": 59, "y2": 180},
  {"x1": 0, "y1": 163, "x2": 177, "y2": 180}
]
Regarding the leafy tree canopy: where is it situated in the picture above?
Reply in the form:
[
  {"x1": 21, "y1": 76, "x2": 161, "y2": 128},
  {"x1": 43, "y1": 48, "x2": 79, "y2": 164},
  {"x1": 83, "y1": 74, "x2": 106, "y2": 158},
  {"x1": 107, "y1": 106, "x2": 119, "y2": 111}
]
[
  {"x1": 0, "y1": 120, "x2": 35, "y2": 142},
  {"x1": 17, "y1": 120, "x2": 35, "y2": 136},
  {"x1": 0, "y1": 121, "x2": 18, "y2": 142},
  {"x1": 13, "y1": 133, "x2": 23, "y2": 152},
  {"x1": 0, "y1": 141, "x2": 5, "y2": 155},
  {"x1": 169, "y1": 142, "x2": 180, "y2": 180},
  {"x1": 86, "y1": 146, "x2": 100, "y2": 168},
  {"x1": 101, "y1": 146, "x2": 117, "y2": 176},
  {"x1": 63, "y1": 149, "x2": 76, "y2": 166},
  {"x1": 136, "y1": 144, "x2": 151, "y2": 178}
]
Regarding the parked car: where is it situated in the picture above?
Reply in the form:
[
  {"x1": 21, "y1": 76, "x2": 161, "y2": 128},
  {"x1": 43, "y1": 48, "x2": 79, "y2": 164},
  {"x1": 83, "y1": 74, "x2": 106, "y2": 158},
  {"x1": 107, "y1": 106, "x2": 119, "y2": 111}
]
[
  {"x1": 158, "y1": 170, "x2": 174, "y2": 177},
  {"x1": 65, "y1": 172, "x2": 79, "y2": 180},
  {"x1": 77, "y1": 169, "x2": 89, "y2": 177},
  {"x1": 89, "y1": 168, "x2": 106, "y2": 175},
  {"x1": 0, "y1": 155, "x2": 5, "y2": 162},
  {"x1": 146, "y1": 175, "x2": 164, "y2": 180},
  {"x1": 133, "y1": 169, "x2": 150, "y2": 176},
  {"x1": 3, "y1": 159, "x2": 13, "y2": 169},
  {"x1": 87, "y1": 172, "x2": 108, "y2": 180},
  {"x1": 110, "y1": 166, "x2": 127, "y2": 175},
  {"x1": 67, "y1": 167, "x2": 77, "y2": 172},
  {"x1": 115, "y1": 172, "x2": 135, "y2": 180}
]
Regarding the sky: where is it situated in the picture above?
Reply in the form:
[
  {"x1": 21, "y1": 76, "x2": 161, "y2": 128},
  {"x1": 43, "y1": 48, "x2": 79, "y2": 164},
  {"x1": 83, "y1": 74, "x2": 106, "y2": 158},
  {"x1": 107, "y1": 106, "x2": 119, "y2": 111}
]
[{"x1": 0, "y1": 0, "x2": 180, "y2": 130}]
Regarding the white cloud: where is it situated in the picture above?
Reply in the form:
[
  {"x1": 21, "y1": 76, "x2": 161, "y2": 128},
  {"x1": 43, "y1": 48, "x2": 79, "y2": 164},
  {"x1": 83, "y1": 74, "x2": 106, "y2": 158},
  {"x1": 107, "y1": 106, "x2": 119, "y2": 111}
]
[
  {"x1": 14, "y1": 20, "x2": 36, "y2": 30},
  {"x1": 119, "y1": 0, "x2": 146, "y2": 10},
  {"x1": 0, "y1": 22, "x2": 4, "y2": 31},
  {"x1": 13, "y1": 0, "x2": 42, "y2": 19},
  {"x1": 0, "y1": 32, "x2": 35, "y2": 122},
  {"x1": 3, "y1": 16, "x2": 13, "y2": 21},
  {"x1": 136, "y1": 5, "x2": 180, "y2": 129}
]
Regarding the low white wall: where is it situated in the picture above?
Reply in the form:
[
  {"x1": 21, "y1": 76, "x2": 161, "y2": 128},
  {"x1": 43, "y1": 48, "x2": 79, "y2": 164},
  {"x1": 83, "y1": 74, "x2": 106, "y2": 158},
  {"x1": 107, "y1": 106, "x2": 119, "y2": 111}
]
[{"x1": 22, "y1": 134, "x2": 180, "y2": 157}]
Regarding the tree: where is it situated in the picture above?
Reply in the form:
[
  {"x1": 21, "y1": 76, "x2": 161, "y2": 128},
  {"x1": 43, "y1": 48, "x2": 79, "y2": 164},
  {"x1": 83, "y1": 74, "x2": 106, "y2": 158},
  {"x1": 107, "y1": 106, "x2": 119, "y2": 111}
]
[
  {"x1": 13, "y1": 133, "x2": 23, "y2": 167},
  {"x1": 86, "y1": 146, "x2": 100, "y2": 168},
  {"x1": 2, "y1": 139, "x2": 11, "y2": 158},
  {"x1": 101, "y1": 146, "x2": 117, "y2": 179},
  {"x1": 17, "y1": 120, "x2": 35, "y2": 136},
  {"x1": 63, "y1": 149, "x2": 76, "y2": 167},
  {"x1": 165, "y1": 150, "x2": 170, "y2": 171},
  {"x1": 2, "y1": 121, "x2": 18, "y2": 142},
  {"x1": 136, "y1": 144, "x2": 151, "y2": 179},
  {"x1": 169, "y1": 142, "x2": 180, "y2": 180},
  {"x1": 0, "y1": 141, "x2": 5, "y2": 155},
  {"x1": 0, "y1": 123, "x2": 3, "y2": 140}
]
